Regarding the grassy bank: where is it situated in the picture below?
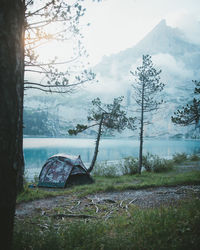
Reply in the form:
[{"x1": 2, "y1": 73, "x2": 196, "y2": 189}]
[
  {"x1": 17, "y1": 153, "x2": 200, "y2": 203},
  {"x1": 13, "y1": 198, "x2": 200, "y2": 250},
  {"x1": 18, "y1": 170, "x2": 200, "y2": 203}
]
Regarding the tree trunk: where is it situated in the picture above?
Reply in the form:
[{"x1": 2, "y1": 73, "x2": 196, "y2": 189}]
[
  {"x1": 138, "y1": 83, "x2": 145, "y2": 174},
  {"x1": 0, "y1": 1, "x2": 25, "y2": 249},
  {"x1": 16, "y1": 144, "x2": 25, "y2": 193},
  {"x1": 87, "y1": 114, "x2": 104, "y2": 173}
]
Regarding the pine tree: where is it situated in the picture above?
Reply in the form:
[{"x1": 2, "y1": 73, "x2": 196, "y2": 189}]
[
  {"x1": 171, "y1": 80, "x2": 200, "y2": 133},
  {"x1": 130, "y1": 55, "x2": 164, "y2": 174}
]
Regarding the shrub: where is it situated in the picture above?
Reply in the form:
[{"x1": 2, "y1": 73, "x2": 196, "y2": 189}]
[
  {"x1": 122, "y1": 156, "x2": 138, "y2": 175},
  {"x1": 152, "y1": 157, "x2": 173, "y2": 173},
  {"x1": 121, "y1": 154, "x2": 174, "y2": 175},
  {"x1": 92, "y1": 161, "x2": 119, "y2": 177},
  {"x1": 188, "y1": 154, "x2": 200, "y2": 161},
  {"x1": 142, "y1": 153, "x2": 153, "y2": 172},
  {"x1": 143, "y1": 153, "x2": 173, "y2": 173},
  {"x1": 173, "y1": 153, "x2": 188, "y2": 163}
]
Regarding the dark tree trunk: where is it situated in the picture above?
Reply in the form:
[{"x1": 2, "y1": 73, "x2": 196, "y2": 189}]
[
  {"x1": 16, "y1": 144, "x2": 25, "y2": 193},
  {"x1": 87, "y1": 114, "x2": 104, "y2": 173},
  {"x1": 138, "y1": 83, "x2": 145, "y2": 174},
  {"x1": 0, "y1": 1, "x2": 25, "y2": 249}
]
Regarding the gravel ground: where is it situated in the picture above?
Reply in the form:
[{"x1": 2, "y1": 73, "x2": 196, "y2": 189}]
[
  {"x1": 15, "y1": 185, "x2": 200, "y2": 218},
  {"x1": 88, "y1": 185, "x2": 200, "y2": 208}
]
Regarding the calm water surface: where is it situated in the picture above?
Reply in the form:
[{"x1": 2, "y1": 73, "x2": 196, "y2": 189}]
[{"x1": 24, "y1": 137, "x2": 200, "y2": 180}]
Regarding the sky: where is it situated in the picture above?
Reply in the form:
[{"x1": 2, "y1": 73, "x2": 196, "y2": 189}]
[
  {"x1": 79, "y1": 0, "x2": 200, "y2": 65},
  {"x1": 35, "y1": 0, "x2": 200, "y2": 71}
]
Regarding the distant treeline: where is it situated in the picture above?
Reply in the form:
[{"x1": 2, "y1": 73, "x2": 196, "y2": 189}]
[{"x1": 23, "y1": 109, "x2": 64, "y2": 137}]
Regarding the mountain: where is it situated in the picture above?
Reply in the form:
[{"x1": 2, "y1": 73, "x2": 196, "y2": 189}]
[
  {"x1": 90, "y1": 19, "x2": 200, "y2": 138},
  {"x1": 94, "y1": 19, "x2": 200, "y2": 78},
  {"x1": 24, "y1": 19, "x2": 200, "y2": 138}
]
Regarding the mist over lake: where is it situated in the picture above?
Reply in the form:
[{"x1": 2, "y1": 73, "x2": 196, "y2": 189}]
[{"x1": 24, "y1": 137, "x2": 200, "y2": 180}]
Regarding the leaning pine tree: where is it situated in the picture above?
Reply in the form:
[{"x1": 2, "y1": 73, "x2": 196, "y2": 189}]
[
  {"x1": 68, "y1": 97, "x2": 136, "y2": 173},
  {"x1": 130, "y1": 55, "x2": 164, "y2": 174}
]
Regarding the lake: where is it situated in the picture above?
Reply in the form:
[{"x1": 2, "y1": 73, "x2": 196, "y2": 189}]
[{"x1": 24, "y1": 137, "x2": 200, "y2": 180}]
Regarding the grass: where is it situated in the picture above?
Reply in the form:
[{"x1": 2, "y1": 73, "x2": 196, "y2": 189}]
[
  {"x1": 14, "y1": 157, "x2": 200, "y2": 250},
  {"x1": 13, "y1": 198, "x2": 200, "y2": 250},
  {"x1": 17, "y1": 170, "x2": 200, "y2": 203},
  {"x1": 17, "y1": 153, "x2": 200, "y2": 203},
  {"x1": 17, "y1": 183, "x2": 66, "y2": 203}
]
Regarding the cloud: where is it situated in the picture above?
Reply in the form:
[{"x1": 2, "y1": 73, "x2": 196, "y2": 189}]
[
  {"x1": 130, "y1": 54, "x2": 193, "y2": 81},
  {"x1": 86, "y1": 74, "x2": 127, "y2": 99},
  {"x1": 128, "y1": 53, "x2": 194, "y2": 95},
  {"x1": 152, "y1": 53, "x2": 193, "y2": 79},
  {"x1": 152, "y1": 53, "x2": 195, "y2": 96},
  {"x1": 166, "y1": 11, "x2": 200, "y2": 44}
]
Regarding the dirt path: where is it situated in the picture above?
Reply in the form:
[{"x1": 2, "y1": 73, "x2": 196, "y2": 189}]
[{"x1": 15, "y1": 185, "x2": 200, "y2": 218}]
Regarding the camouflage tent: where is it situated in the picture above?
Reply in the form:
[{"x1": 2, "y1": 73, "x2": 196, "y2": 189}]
[{"x1": 38, "y1": 154, "x2": 93, "y2": 188}]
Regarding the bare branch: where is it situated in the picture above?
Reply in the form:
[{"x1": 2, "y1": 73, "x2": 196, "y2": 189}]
[
  {"x1": 25, "y1": 76, "x2": 95, "y2": 91},
  {"x1": 25, "y1": 56, "x2": 79, "y2": 67},
  {"x1": 25, "y1": 1, "x2": 54, "y2": 18}
]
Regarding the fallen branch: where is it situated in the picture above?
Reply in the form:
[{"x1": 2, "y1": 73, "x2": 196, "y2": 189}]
[
  {"x1": 76, "y1": 200, "x2": 81, "y2": 207},
  {"x1": 128, "y1": 198, "x2": 137, "y2": 205},
  {"x1": 95, "y1": 205, "x2": 99, "y2": 213},
  {"x1": 52, "y1": 213, "x2": 97, "y2": 219},
  {"x1": 119, "y1": 200, "x2": 125, "y2": 208},
  {"x1": 87, "y1": 198, "x2": 99, "y2": 213},
  {"x1": 101, "y1": 199, "x2": 116, "y2": 204},
  {"x1": 29, "y1": 221, "x2": 49, "y2": 230},
  {"x1": 67, "y1": 209, "x2": 73, "y2": 213},
  {"x1": 104, "y1": 211, "x2": 114, "y2": 221}
]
